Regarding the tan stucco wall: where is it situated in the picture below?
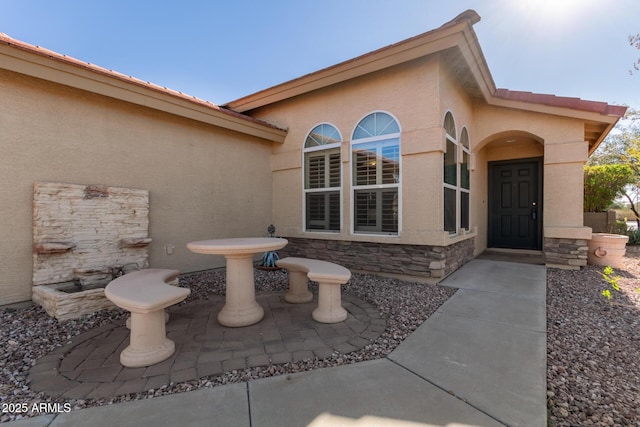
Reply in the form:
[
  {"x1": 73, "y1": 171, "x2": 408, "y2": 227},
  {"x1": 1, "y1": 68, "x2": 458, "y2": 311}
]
[
  {"x1": 473, "y1": 148, "x2": 490, "y2": 253},
  {"x1": 439, "y1": 60, "x2": 474, "y2": 137},
  {"x1": 251, "y1": 54, "x2": 594, "y2": 254},
  {"x1": 252, "y1": 56, "x2": 460, "y2": 246},
  {"x1": 0, "y1": 69, "x2": 275, "y2": 304},
  {"x1": 544, "y1": 141, "x2": 592, "y2": 240}
]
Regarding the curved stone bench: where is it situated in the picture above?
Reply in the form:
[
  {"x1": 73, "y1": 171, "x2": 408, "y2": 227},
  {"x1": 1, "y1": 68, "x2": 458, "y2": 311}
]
[
  {"x1": 105, "y1": 269, "x2": 190, "y2": 368},
  {"x1": 276, "y1": 257, "x2": 351, "y2": 323}
]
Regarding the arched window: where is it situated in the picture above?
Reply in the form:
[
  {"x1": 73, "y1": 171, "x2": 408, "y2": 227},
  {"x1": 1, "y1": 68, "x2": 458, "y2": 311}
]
[
  {"x1": 460, "y1": 127, "x2": 471, "y2": 231},
  {"x1": 443, "y1": 112, "x2": 472, "y2": 234},
  {"x1": 352, "y1": 112, "x2": 401, "y2": 234},
  {"x1": 304, "y1": 123, "x2": 341, "y2": 231},
  {"x1": 443, "y1": 112, "x2": 457, "y2": 233}
]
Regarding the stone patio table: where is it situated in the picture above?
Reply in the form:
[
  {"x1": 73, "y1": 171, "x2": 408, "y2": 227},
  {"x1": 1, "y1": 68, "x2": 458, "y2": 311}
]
[{"x1": 187, "y1": 237, "x2": 288, "y2": 327}]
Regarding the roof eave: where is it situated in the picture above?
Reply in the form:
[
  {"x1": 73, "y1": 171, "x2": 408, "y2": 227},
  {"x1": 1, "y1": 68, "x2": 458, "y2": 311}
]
[
  {"x1": 488, "y1": 94, "x2": 625, "y2": 123},
  {"x1": 0, "y1": 34, "x2": 287, "y2": 143},
  {"x1": 487, "y1": 90, "x2": 626, "y2": 153},
  {"x1": 588, "y1": 119, "x2": 623, "y2": 156}
]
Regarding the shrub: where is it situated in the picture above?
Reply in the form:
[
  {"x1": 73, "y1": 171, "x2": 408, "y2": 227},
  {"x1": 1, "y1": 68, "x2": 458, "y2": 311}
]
[
  {"x1": 584, "y1": 164, "x2": 635, "y2": 212},
  {"x1": 628, "y1": 228, "x2": 640, "y2": 245},
  {"x1": 614, "y1": 220, "x2": 630, "y2": 235},
  {"x1": 601, "y1": 266, "x2": 620, "y2": 301}
]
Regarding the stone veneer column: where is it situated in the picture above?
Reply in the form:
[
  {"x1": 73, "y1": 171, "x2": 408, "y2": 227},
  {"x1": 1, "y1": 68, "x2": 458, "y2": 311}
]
[{"x1": 544, "y1": 238, "x2": 589, "y2": 269}]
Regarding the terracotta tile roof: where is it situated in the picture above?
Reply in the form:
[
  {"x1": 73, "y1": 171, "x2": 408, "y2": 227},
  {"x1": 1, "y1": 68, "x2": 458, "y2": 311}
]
[
  {"x1": 494, "y1": 88, "x2": 627, "y2": 117},
  {"x1": 0, "y1": 32, "x2": 286, "y2": 132}
]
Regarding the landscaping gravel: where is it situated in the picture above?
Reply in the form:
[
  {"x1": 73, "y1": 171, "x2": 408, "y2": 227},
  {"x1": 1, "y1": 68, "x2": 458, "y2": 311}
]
[
  {"x1": 547, "y1": 250, "x2": 640, "y2": 427},
  {"x1": 0, "y1": 270, "x2": 454, "y2": 422}
]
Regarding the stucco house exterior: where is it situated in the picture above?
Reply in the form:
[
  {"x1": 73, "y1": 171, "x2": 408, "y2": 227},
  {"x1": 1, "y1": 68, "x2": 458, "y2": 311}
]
[{"x1": 0, "y1": 10, "x2": 626, "y2": 306}]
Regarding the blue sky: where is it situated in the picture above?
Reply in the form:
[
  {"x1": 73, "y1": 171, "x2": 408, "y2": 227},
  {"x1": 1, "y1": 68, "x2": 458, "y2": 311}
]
[{"x1": 2, "y1": 0, "x2": 640, "y2": 108}]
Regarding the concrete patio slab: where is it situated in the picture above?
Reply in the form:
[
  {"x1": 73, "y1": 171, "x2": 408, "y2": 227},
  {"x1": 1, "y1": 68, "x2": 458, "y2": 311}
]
[
  {"x1": 248, "y1": 359, "x2": 504, "y2": 427},
  {"x1": 0, "y1": 415, "x2": 55, "y2": 427},
  {"x1": 441, "y1": 259, "x2": 545, "y2": 298},
  {"x1": 437, "y1": 288, "x2": 546, "y2": 332},
  {"x1": 389, "y1": 311, "x2": 546, "y2": 427},
  {"x1": 50, "y1": 382, "x2": 249, "y2": 427},
  {"x1": 389, "y1": 259, "x2": 547, "y2": 427}
]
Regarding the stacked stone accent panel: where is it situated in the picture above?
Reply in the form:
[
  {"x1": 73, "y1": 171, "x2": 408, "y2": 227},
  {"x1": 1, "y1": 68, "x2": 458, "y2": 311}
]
[
  {"x1": 33, "y1": 182, "x2": 151, "y2": 286},
  {"x1": 32, "y1": 182, "x2": 151, "y2": 319},
  {"x1": 32, "y1": 285, "x2": 117, "y2": 321},
  {"x1": 544, "y1": 238, "x2": 588, "y2": 268},
  {"x1": 278, "y1": 237, "x2": 475, "y2": 280}
]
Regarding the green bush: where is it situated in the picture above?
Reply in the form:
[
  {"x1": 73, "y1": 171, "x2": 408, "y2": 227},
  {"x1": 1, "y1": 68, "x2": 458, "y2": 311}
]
[
  {"x1": 628, "y1": 228, "x2": 640, "y2": 245},
  {"x1": 614, "y1": 220, "x2": 630, "y2": 235},
  {"x1": 584, "y1": 164, "x2": 635, "y2": 212}
]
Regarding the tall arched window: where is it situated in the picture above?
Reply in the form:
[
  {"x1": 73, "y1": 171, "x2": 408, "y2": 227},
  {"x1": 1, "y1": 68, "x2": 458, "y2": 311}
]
[
  {"x1": 443, "y1": 112, "x2": 457, "y2": 233},
  {"x1": 352, "y1": 112, "x2": 401, "y2": 234},
  {"x1": 304, "y1": 123, "x2": 341, "y2": 231},
  {"x1": 443, "y1": 113, "x2": 472, "y2": 234},
  {"x1": 460, "y1": 127, "x2": 471, "y2": 231}
]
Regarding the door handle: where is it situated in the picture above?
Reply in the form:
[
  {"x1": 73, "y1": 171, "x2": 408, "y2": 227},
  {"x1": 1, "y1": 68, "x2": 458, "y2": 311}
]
[{"x1": 530, "y1": 202, "x2": 537, "y2": 221}]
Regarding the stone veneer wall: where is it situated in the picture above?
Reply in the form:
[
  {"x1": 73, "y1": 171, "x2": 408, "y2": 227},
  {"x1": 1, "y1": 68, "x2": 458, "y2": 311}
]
[
  {"x1": 33, "y1": 182, "x2": 151, "y2": 287},
  {"x1": 278, "y1": 237, "x2": 475, "y2": 280},
  {"x1": 544, "y1": 238, "x2": 588, "y2": 268}
]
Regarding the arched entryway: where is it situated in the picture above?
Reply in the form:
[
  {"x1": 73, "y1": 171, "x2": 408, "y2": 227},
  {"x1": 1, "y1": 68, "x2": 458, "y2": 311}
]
[{"x1": 475, "y1": 131, "x2": 544, "y2": 251}]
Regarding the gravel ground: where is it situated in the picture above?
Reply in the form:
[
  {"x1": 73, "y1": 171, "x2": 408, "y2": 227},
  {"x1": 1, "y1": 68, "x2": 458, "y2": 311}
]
[
  {"x1": 0, "y1": 271, "x2": 454, "y2": 423},
  {"x1": 547, "y1": 250, "x2": 640, "y2": 427}
]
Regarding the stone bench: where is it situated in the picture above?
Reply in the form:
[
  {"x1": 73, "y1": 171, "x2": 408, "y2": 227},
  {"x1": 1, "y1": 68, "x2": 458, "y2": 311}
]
[
  {"x1": 105, "y1": 269, "x2": 190, "y2": 368},
  {"x1": 276, "y1": 257, "x2": 351, "y2": 323}
]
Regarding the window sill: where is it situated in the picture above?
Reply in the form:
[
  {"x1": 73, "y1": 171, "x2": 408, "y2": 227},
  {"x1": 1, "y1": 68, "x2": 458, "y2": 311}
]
[
  {"x1": 352, "y1": 231, "x2": 400, "y2": 237},
  {"x1": 447, "y1": 227, "x2": 477, "y2": 243}
]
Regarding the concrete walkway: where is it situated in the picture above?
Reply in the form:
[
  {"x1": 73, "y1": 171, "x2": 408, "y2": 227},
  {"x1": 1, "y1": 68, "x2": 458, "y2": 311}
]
[{"x1": 5, "y1": 259, "x2": 547, "y2": 427}]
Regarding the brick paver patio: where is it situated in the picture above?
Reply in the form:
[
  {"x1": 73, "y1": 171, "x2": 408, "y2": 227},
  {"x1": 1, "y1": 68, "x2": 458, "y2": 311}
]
[{"x1": 28, "y1": 292, "x2": 385, "y2": 399}]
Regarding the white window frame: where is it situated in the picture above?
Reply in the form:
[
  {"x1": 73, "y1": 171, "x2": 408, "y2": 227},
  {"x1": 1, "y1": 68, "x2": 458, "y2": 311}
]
[
  {"x1": 350, "y1": 111, "x2": 402, "y2": 236},
  {"x1": 459, "y1": 127, "x2": 471, "y2": 233},
  {"x1": 303, "y1": 123, "x2": 343, "y2": 233},
  {"x1": 443, "y1": 111, "x2": 458, "y2": 235}
]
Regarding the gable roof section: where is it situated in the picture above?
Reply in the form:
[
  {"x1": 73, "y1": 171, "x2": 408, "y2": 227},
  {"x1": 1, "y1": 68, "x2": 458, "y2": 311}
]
[
  {"x1": 224, "y1": 10, "x2": 489, "y2": 113},
  {"x1": 223, "y1": 10, "x2": 625, "y2": 152},
  {"x1": 0, "y1": 33, "x2": 287, "y2": 143}
]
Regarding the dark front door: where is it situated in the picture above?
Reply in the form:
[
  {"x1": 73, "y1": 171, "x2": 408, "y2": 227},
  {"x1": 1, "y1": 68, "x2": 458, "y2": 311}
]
[{"x1": 488, "y1": 158, "x2": 542, "y2": 250}]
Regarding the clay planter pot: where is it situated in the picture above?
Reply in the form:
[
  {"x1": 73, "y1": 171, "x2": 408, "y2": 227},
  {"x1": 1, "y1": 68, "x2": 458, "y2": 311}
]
[{"x1": 587, "y1": 233, "x2": 629, "y2": 268}]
